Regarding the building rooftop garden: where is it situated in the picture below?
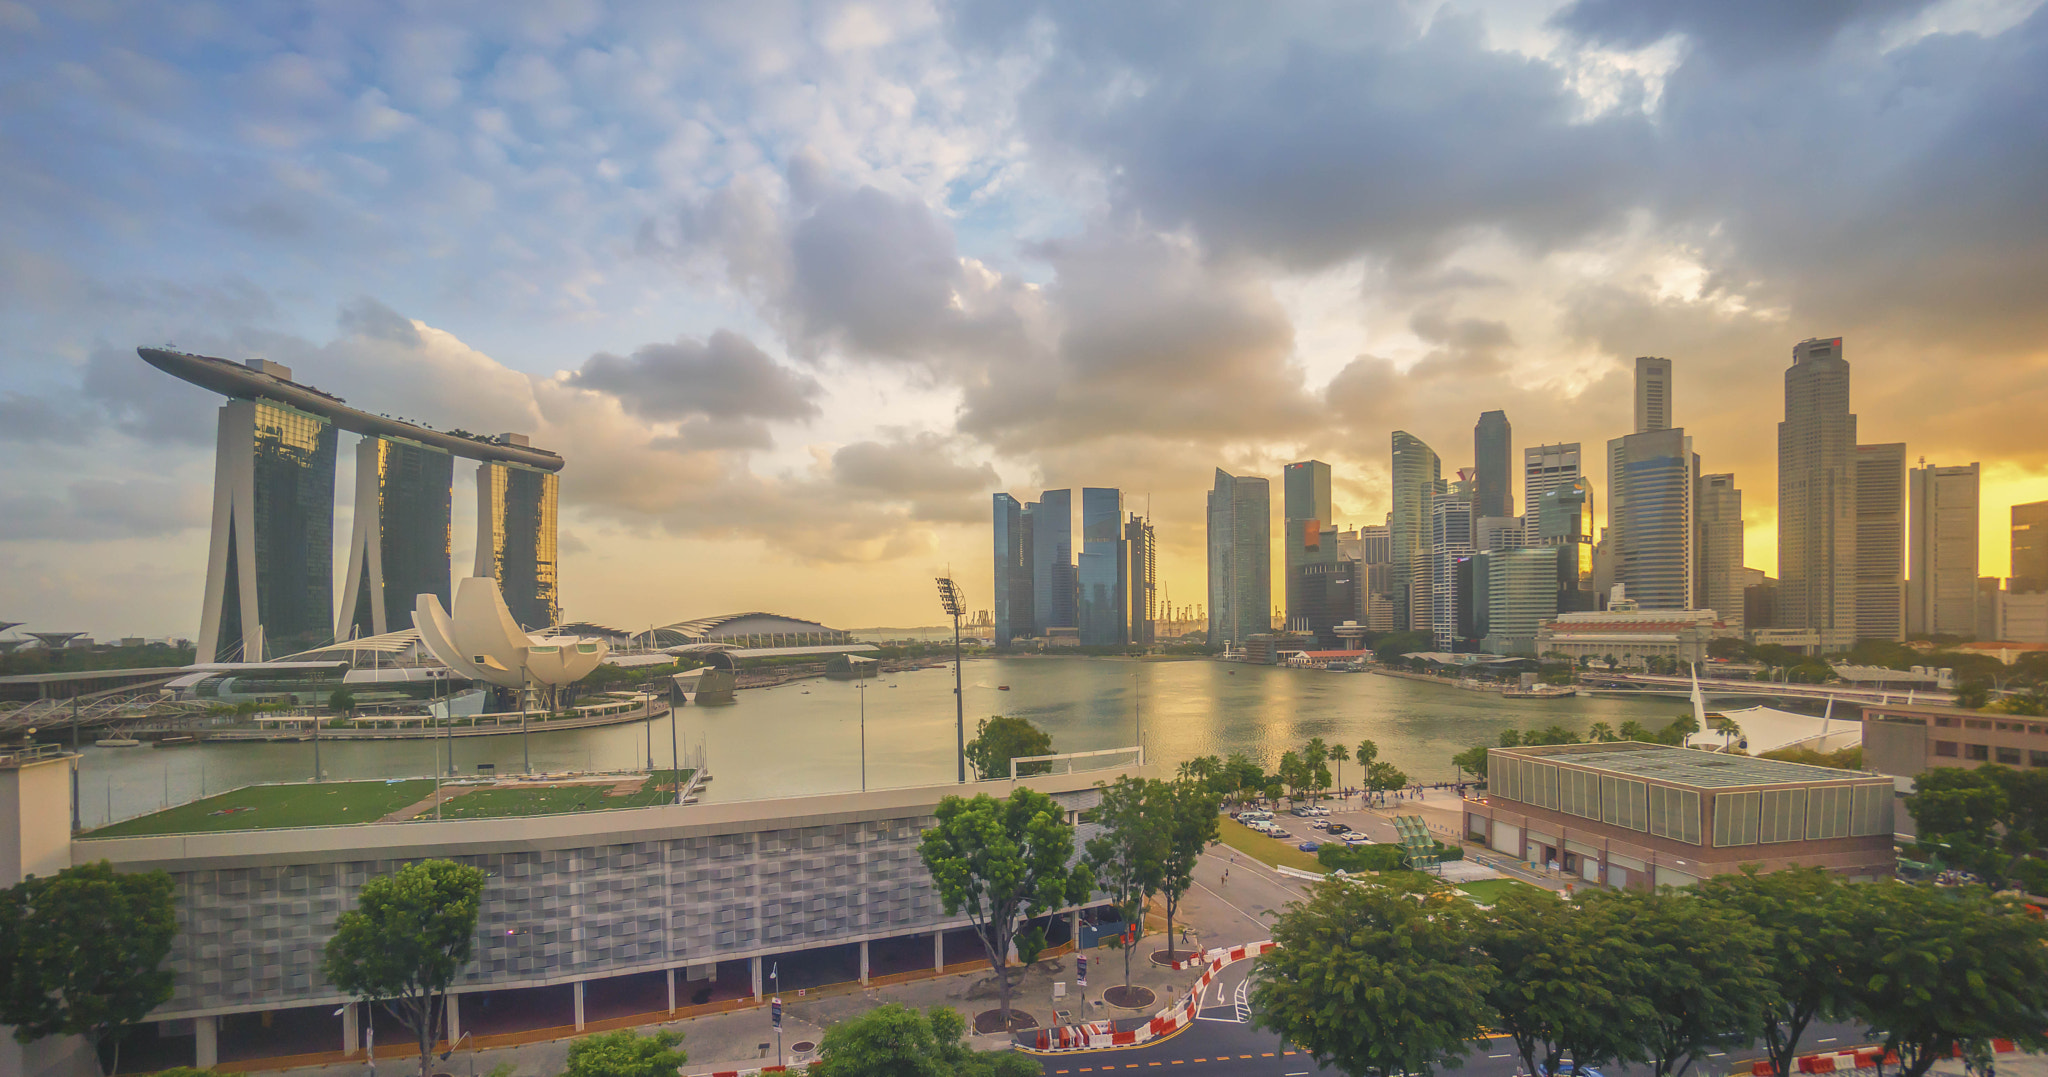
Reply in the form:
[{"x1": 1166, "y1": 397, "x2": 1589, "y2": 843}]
[{"x1": 79, "y1": 769, "x2": 694, "y2": 839}]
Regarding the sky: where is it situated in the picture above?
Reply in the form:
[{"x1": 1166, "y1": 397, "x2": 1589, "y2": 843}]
[{"x1": 4, "y1": 0, "x2": 2048, "y2": 638}]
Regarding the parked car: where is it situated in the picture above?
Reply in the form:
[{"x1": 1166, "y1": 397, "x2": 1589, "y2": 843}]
[
  {"x1": 1532, "y1": 1065, "x2": 1604, "y2": 1077},
  {"x1": 1306, "y1": 806, "x2": 1331, "y2": 816},
  {"x1": 1297, "y1": 841, "x2": 1321, "y2": 852},
  {"x1": 1342, "y1": 834, "x2": 1372, "y2": 846},
  {"x1": 1290, "y1": 807, "x2": 1313, "y2": 817},
  {"x1": 1325, "y1": 822, "x2": 1351, "y2": 834}
]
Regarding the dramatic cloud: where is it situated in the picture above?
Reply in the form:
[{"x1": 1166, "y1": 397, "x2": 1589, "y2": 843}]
[{"x1": 567, "y1": 329, "x2": 824, "y2": 449}]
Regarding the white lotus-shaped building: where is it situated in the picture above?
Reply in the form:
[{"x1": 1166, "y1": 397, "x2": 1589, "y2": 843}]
[{"x1": 416, "y1": 577, "x2": 606, "y2": 695}]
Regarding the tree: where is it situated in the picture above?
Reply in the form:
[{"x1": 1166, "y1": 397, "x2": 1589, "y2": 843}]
[
  {"x1": 564, "y1": 1029, "x2": 687, "y2": 1077},
  {"x1": 1850, "y1": 881, "x2": 2048, "y2": 1077},
  {"x1": 918, "y1": 788, "x2": 1095, "y2": 1032},
  {"x1": 1472, "y1": 888, "x2": 1650, "y2": 1077},
  {"x1": 1694, "y1": 867, "x2": 1860, "y2": 1077},
  {"x1": 1084, "y1": 777, "x2": 1166, "y2": 991},
  {"x1": 1582, "y1": 887, "x2": 1773, "y2": 1077},
  {"x1": 963, "y1": 716, "x2": 1055, "y2": 780},
  {"x1": 1253, "y1": 876, "x2": 1493, "y2": 1077},
  {"x1": 1909, "y1": 767, "x2": 2011, "y2": 878},
  {"x1": 1366, "y1": 761, "x2": 1408, "y2": 795},
  {"x1": 0, "y1": 861, "x2": 176, "y2": 1076},
  {"x1": 1372, "y1": 629, "x2": 1433, "y2": 665},
  {"x1": 328, "y1": 687, "x2": 357, "y2": 715},
  {"x1": 321, "y1": 859, "x2": 486, "y2": 1077},
  {"x1": 1956, "y1": 679, "x2": 1990, "y2": 709},
  {"x1": 811, "y1": 1004, "x2": 1040, "y2": 1077},
  {"x1": 1450, "y1": 744, "x2": 1490, "y2": 780},
  {"x1": 1156, "y1": 779, "x2": 1222, "y2": 961},
  {"x1": 1303, "y1": 738, "x2": 1332, "y2": 801},
  {"x1": 1330, "y1": 743, "x2": 1351, "y2": 798},
  {"x1": 1587, "y1": 721, "x2": 1616, "y2": 742}
]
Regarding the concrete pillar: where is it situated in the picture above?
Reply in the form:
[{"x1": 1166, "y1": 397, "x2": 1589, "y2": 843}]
[
  {"x1": 447, "y1": 993, "x2": 460, "y2": 1047},
  {"x1": 342, "y1": 1003, "x2": 360, "y2": 1055},
  {"x1": 751, "y1": 955, "x2": 763, "y2": 998},
  {"x1": 1071, "y1": 910, "x2": 1081, "y2": 951},
  {"x1": 859, "y1": 940, "x2": 870, "y2": 985},
  {"x1": 934, "y1": 932, "x2": 944, "y2": 971},
  {"x1": 667, "y1": 968, "x2": 677, "y2": 1012},
  {"x1": 573, "y1": 980, "x2": 586, "y2": 1031},
  {"x1": 195, "y1": 1016, "x2": 218, "y2": 1069}
]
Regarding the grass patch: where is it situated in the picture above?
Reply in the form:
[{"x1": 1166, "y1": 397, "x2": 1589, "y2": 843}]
[
  {"x1": 81, "y1": 780, "x2": 438, "y2": 838},
  {"x1": 1455, "y1": 878, "x2": 1547, "y2": 904},
  {"x1": 1216, "y1": 818, "x2": 1326, "y2": 874},
  {"x1": 436, "y1": 770, "x2": 693, "y2": 820}
]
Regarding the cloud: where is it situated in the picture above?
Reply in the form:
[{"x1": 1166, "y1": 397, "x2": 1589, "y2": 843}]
[
  {"x1": 566, "y1": 330, "x2": 824, "y2": 435},
  {"x1": 831, "y1": 432, "x2": 1000, "y2": 522},
  {"x1": 0, "y1": 478, "x2": 208, "y2": 542},
  {"x1": 1551, "y1": 0, "x2": 1937, "y2": 66}
]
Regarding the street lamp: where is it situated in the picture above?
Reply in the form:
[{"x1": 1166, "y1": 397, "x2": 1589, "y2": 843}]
[
  {"x1": 850, "y1": 655, "x2": 875, "y2": 791},
  {"x1": 935, "y1": 576, "x2": 967, "y2": 784}
]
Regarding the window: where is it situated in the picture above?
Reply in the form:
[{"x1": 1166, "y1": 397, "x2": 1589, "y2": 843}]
[
  {"x1": 1997, "y1": 747, "x2": 2023, "y2": 765},
  {"x1": 1714, "y1": 791, "x2": 1760, "y2": 847},
  {"x1": 2031, "y1": 751, "x2": 2048, "y2": 767},
  {"x1": 1935, "y1": 741, "x2": 1959, "y2": 757},
  {"x1": 1758, "y1": 788, "x2": 1808, "y2": 843},
  {"x1": 1602, "y1": 775, "x2": 1648, "y2": 831},
  {"x1": 1936, "y1": 716, "x2": 1955, "y2": 727},
  {"x1": 1849, "y1": 784, "x2": 1893, "y2": 837},
  {"x1": 1649, "y1": 785, "x2": 1701, "y2": 845},
  {"x1": 1967, "y1": 744, "x2": 1991, "y2": 761},
  {"x1": 1968, "y1": 719, "x2": 1993, "y2": 730},
  {"x1": 1808, "y1": 785, "x2": 1855, "y2": 840}
]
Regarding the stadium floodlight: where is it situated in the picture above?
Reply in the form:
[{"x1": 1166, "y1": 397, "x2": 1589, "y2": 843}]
[{"x1": 936, "y1": 576, "x2": 968, "y2": 783}]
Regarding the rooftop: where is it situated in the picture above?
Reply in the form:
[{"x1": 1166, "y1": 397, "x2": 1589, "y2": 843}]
[{"x1": 1498, "y1": 742, "x2": 1883, "y2": 788}]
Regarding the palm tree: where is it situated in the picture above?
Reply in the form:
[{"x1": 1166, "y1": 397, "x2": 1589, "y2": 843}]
[
  {"x1": 1587, "y1": 721, "x2": 1615, "y2": 742},
  {"x1": 1330, "y1": 743, "x2": 1350, "y2": 801},
  {"x1": 1617, "y1": 720, "x2": 1650, "y2": 742}
]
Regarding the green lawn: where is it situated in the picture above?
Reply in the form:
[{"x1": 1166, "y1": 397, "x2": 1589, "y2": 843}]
[
  {"x1": 81, "y1": 780, "x2": 438, "y2": 838},
  {"x1": 436, "y1": 770, "x2": 693, "y2": 820},
  {"x1": 1216, "y1": 817, "x2": 1326, "y2": 874},
  {"x1": 1456, "y1": 877, "x2": 1548, "y2": 904}
]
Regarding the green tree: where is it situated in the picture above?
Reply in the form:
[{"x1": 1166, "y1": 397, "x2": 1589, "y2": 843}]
[
  {"x1": 1587, "y1": 721, "x2": 1616, "y2": 742},
  {"x1": 1372, "y1": 629, "x2": 1433, "y2": 665},
  {"x1": 1472, "y1": 888, "x2": 1649, "y2": 1077},
  {"x1": 0, "y1": 861, "x2": 176, "y2": 1076},
  {"x1": 1956, "y1": 679, "x2": 1990, "y2": 708},
  {"x1": 327, "y1": 687, "x2": 357, "y2": 715},
  {"x1": 563, "y1": 1029, "x2": 687, "y2": 1077},
  {"x1": 321, "y1": 859, "x2": 486, "y2": 1077},
  {"x1": 1366, "y1": 761, "x2": 1408, "y2": 795},
  {"x1": 1583, "y1": 887, "x2": 1773, "y2": 1077},
  {"x1": 1155, "y1": 779, "x2": 1222, "y2": 961},
  {"x1": 1276, "y1": 750, "x2": 1307, "y2": 801},
  {"x1": 811, "y1": 1004, "x2": 1039, "y2": 1077},
  {"x1": 1330, "y1": 742, "x2": 1351, "y2": 798},
  {"x1": 1850, "y1": 881, "x2": 2048, "y2": 1077},
  {"x1": 1303, "y1": 738, "x2": 1333, "y2": 801},
  {"x1": 1253, "y1": 876, "x2": 1493, "y2": 1077},
  {"x1": 918, "y1": 788, "x2": 1094, "y2": 1032},
  {"x1": 1084, "y1": 776, "x2": 1166, "y2": 991},
  {"x1": 1909, "y1": 767, "x2": 2011, "y2": 878},
  {"x1": 1451, "y1": 744, "x2": 1490, "y2": 780},
  {"x1": 1694, "y1": 867, "x2": 1860, "y2": 1077},
  {"x1": 962, "y1": 716, "x2": 1055, "y2": 780}
]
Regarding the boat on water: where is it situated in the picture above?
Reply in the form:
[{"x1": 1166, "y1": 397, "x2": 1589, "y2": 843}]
[
  {"x1": 997, "y1": 685, "x2": 1011, "y2": 691},
  {"x1": 95, "y1": 737, "x2": 143, "y2": 748},
  {"x1": 1501, "y1": 685, "x2": 1578, "y2": 699}
]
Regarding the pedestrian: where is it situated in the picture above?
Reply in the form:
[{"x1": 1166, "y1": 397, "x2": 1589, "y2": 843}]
[{"x1": 1222, "y1": 869, "x2": 1229, "y2": 884}]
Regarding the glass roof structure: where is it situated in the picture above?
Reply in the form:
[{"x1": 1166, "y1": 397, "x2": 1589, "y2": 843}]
[{"x1": 1500, "y1": 743, "x2": 1879, "y2": 788}]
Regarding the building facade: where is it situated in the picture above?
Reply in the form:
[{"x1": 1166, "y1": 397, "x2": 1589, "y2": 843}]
[
  {"x1": 1124, "y1": 514, "x2": 1156, "y2": 645},
  {"x1": 1695, "y1": 473, "x2": 1744, "y2": 632},
  {"x1": 991, "y1": 494, "x2": 1031, "y2": 645},
  {"x1": 1778, "y1": 337, "x2": 1859, "y2": 638},
  {"x1": 197, "y1": 395, "x2": 340, "y2": 662},
  {"x1": 1463, "y1": 743, "x2": 1895, "y2": 889},
  {"x1": 1534, "y1": 605, "x2": 1730, "y2": 666},
  {"x1": 1482, "y1": 546, "x2": 1564, "y2": 655},
  {"x1": 1523, "y1": 443, "x2": 1582, "y2": 519},
  {"x1": 1077, "y1": 488, "x2": 1126, "y2": 646},
  {"x1": 1207, "y1": 470, "x2": 1270, "y2": 649},
  {"x1": 1391, "y1": 432, "x2": 1444, "y2": 631},
  {"x1": 1474, "y1": 410, "x2": 1513, "y2": 521},
  {"x1": 339, "y1": 436, "x2": 453, "y2": 640},
  {"x1": 2013, "y1": 500, "x2": 2048, "y2": 595},
  {"x1": 1283, "y1": 461, "x2": 1339, "y2": 636},
  {"x1": 475, "y1": 460, "x2": 561, "y2": 631},
  {"x1": 1614, "y1": 428, "x2": 1695, "y2": 610},
  {"x1": 1862, "y1": 702, "x2": 2048, "y2": 776},
  {"x1": 1853, "y1": 443, "x2": 1907, "y2": 642},
  {"x1": 1032, "y1": 489, "x2": 1075, "y2": 637},
  {"x1": 1907, "y1": 462, "x2": 1980, "y2": 637},
  {"x1": 1634, "y1": 356, "x2": 1673, "y2": 435},
  {"x1": 1431, "y1": 493, "x2": 1475, "y2": 650}
]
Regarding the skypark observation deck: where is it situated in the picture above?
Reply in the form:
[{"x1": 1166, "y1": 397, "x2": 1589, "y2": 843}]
[{"x1": 137, "y1": 348, "x2": 564, "y2": 472}]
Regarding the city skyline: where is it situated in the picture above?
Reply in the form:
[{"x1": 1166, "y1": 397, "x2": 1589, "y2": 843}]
[{"x1": 6, "y1": 3, "x2": 2048, "y2": 635}]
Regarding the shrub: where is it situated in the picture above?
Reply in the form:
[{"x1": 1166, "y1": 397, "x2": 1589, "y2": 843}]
[
  {"x1": 1317, "y1": 842, "x2": 1406, "y2": 873},
  {"x1": 1435, "y1": 842, "x2": 1464, "y2": 862}
]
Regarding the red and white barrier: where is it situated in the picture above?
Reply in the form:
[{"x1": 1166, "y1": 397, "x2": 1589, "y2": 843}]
[
  {"x1": 1026, "y1": 940, "x2": 1278, "y2": 1054},
  {"x1": 1751, "y1": 1039, "x2": 2021, "y2": 1077}
]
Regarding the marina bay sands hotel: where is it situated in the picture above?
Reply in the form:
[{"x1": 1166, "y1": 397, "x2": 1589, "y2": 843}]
[{"x1": 139, "y1": 348, "x2": 566, "y2": 662}]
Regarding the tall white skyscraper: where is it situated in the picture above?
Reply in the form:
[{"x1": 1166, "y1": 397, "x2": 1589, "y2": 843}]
[
  {"x1": 1908, "y1": 461, "x2": 1980, "y2": 637},
  {"x1": 1207, "y1": 469, "x2": 1271, "y2": 648},
  {"x1": 1777, "y1": 337, "x2": 1858, "y2": 638},
  {"x1": 1523, "y1": 443, "x2": 1581, "y2": 518},
  {"x1": 1391, "y1": 431, "x2": 1443, "y2": 631},
  {"x1": 1855, "y1": 443, "x2": 1907, "y2": 642},
  {"x1": 1635, "y1": 356, "x2": 1673, "y2": 433},
  {"x1": 1610, "y1": 360, "x2": 1694, "y2": 610}
]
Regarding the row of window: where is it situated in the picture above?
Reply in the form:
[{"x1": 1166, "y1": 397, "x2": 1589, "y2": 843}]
[
  {"x1": 1711, "y1": 784, "x2": 1891, "y2": 847},
  {"x1": 1932, "y1": 716, "x2": 2048, "y2": 734},
  {"x1": 1491, "y1": 754, "x2": 1701, "y2": 844},
  {"x1": 1933, "y1": 742, "x2": 2048, "y2": 766}
]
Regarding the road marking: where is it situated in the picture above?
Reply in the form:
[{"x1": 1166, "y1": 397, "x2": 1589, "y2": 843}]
[
  {"x1": 1489, "y1": 1054, "x2": 1512, "y2": 1059},
  {"x1": 1709, "y1": 1052, "x2": 1726, "y2": 1058},
  {"x1": 1820, "y1": 1038, "x2": 1837, "y2": 1043}
]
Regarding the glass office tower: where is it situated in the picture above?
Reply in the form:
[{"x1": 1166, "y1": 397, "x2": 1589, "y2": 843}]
[
  {"x1": 1208, "y1": 469, "x2": 1271, "y2": 648},
  {"x1": 1390, "y1": 431, "x2": 1443, "y2": 631},
  {"x1": 1078, "y1": 487, "x2": 1126, "y2": 645},
  {"x1": 476, "y1": 462, "x2": 560, "y2": 630},
  {"x1": 992, "y1": 494, "x2": 1032, "y2": 645},
  {"x1": 339, "y1": 436, "x2": 454, "y2": 639},
  {"x1": 199, "y1": 398, "x2": 340, "y2": 662},
  {"x1": 1033, "y1": 489, "x2": 1076, "y2": 635},
  {"x1": 1616, "y1": 428, "x2": 1695, "y2": 610},
  {"x1": 1474, "y1": 410, "x2": 1513, "y2": 521}
]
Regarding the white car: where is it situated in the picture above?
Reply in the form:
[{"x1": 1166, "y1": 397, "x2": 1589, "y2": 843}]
[
  {"x1": 1306, "y1": 806, "x2": 1331, "y2": 817},
  {"x1": 1341, "y1": 834, "x2": 1372, "y2": 846}
]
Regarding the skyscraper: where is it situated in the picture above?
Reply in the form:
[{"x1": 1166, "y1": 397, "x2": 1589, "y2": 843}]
[
  {"x1": 475, "y1": 459, "x2": 560, "y2": 630},
  {"x1": 1430, "y1": 491, "x2": 1474, "y2": 650},
  {"x1": 1635, "y1": 356, "x2": 1673, "y2": 433},
  {"x1": 2013, "y1": 501, "x2": 2048, "y2": 594},
  {"x1": 1695, "y1": 473, "x2": 1744, "y2": 631},
  {"x1": 1523, "y1": 443, "x2": 1582, "y2": 518},
  {"x1": 1536, "y1": 478, "x2": 1598, "y2": 613},
  {"x1": 1778, "y1": 337, "x2": 1858, "y2": 638},
  {"x1": 1908, "y1": 461, "x2": 1980, "y2": 637},
  {"x1": 339, "y1": 436, "x2": 453, "y2": 639},
  {"x1": 1032, "y1": 489, "x2": 1075, "y2": 635},
  {"x1": 1078, "y1": 487, "x2": 1126, "y2": 645},
  {"x1": 1283, "y1": 460, "x2": 1336, "y2": 632},
  {"x1": 1207, "y1": 469, "x2": 1271, "y2": 649},
  {"x1": 1614, "y1": 428, "x2": 1695, "y2": 610},
  {"x1": 1483, "y1": 546, "x2": 1566, "y2": 656},
  {"x1": 1474, "y1": 410, "x2": 1513, "y2": 521},
  {"x1": 1125, "y1": 513, "x2": 1157, "y2": 645},
  {"x1": 992, "y1": 494, "x2": 1030, "y2": 645},
  {"x1": 1390, "y1": 431, "x2": 1443, "y2": 631},
  {"x1": 1854, "y1": 444, "x2": 1907, "y2": 642},
  {"x1": 199, "y1": 394, "x2": 339, "y2": 661}
]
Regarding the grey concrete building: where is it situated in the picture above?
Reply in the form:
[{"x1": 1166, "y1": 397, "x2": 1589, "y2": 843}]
[
  {"x1": 1855, "y1": 443, "x2": 1907, "y2": 642},
  {"x1": 1778, "y1": 337, "x2": 1859, "y2": 640}
]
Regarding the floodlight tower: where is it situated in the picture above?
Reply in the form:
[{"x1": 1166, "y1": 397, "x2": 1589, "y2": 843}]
[{"x1": 936, "y1": 576, "x2": 967, "y2": 783}]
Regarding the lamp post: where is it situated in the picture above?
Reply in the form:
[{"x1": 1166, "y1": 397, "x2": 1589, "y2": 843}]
[
  {"x1": 850, "y1": 655, "x2": 875, "y2": 791},
  {"x1": 936, "y1": 577, "x2": 967, "y2": 783},
  {"x1": 520, "y1": 665, "x2": 531, "y2": 775}
]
